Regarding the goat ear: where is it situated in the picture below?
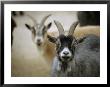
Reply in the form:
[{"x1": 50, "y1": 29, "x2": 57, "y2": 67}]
[
  {"x1": 71, "y1": 39, "x2": 78, "y2": 47},
  {"x1": 72, "y1": 37, "x2": 87, "y2": 47},
  {"x1": 46, "y1": 22, "x2": 52, "y2": 29},
  {"x1": 47, "y1": 35, "x2": 57, "y2": 43},
  {"x1": 25, "y1": 24, "x2": 31, "y2": 30},
  {"x1": 77, "y1": 36, "x2": 87, "y2": 43}
]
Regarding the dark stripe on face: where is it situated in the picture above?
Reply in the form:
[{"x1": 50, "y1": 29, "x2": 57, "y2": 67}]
[{"x1": 56, "y1": 35, "x2": 76, "y2": 62}]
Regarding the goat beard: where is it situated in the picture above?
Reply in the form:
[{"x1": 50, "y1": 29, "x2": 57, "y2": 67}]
[
  {"x1": 60, "y1": 62, "x2": 68, "y2": 72},
  {"x1": 58, "y1": 56, "x2": 73, "y2": 72},
  {"x1": 58, "y1": 56, "x2": 73, "y2": 62}
]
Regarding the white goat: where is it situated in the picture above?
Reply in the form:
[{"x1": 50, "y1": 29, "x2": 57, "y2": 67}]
[{"x1": 25, "y1": 14, "x2": 56, "y2": 65}]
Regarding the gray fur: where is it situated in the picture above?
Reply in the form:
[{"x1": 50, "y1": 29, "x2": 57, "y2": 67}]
[{"x1": 51, "y1": 34, "x2": 100, "y2": 77}]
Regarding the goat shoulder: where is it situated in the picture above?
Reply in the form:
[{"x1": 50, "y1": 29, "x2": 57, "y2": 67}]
[{"x1": 74, "y1": 34, "x2": 100, "y2": 76}]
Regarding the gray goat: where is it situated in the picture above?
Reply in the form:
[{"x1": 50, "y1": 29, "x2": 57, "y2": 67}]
[{"x1": 47, "y1": 21, "x2": 100, "y2": 77}]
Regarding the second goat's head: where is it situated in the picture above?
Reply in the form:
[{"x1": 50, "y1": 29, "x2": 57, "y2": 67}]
[
  {"x1": 25, "y1": 14, "x2": 52, "y2": 48},
  {"x1": 47, "y1": 21, "x2": 78, "y2": 62}
]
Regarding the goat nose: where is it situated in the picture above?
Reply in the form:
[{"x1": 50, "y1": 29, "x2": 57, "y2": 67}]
[
  {"x1": 63, "y1": 51, "x2": 69, "y2": 55},
  {"x1": 37, "y1": 39, "x2": 41, "y2": 42},
  {"x1": 37, "y1": 39, "x2": 42, "y2": 46}
]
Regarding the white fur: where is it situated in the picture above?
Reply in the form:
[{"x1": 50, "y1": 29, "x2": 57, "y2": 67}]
[
  {"x1": 34, "y1": 36, "x2": 43, "y2": 44},
  {"x1": 60, "y1": 47, "x2": 72, "y2": 57}
]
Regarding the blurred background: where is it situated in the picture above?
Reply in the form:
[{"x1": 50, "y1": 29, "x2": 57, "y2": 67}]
[{"x1": 11, "y1": 11, "x2": 100, "y2": 77}]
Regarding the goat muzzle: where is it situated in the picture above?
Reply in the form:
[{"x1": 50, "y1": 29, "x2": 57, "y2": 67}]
[{"x1": 59, "y1": 56, "x2": 72, "y2": 63}]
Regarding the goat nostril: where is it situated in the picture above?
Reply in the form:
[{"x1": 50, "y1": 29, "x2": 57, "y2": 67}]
[
  {"x1": 63, "y1": 51, "x2": 69, "y2": 55},
  {"x1": 37, "y1": 42, "x2": 41, "y2": 46},
  {"x1": 37, "y1": 39, "x2": 42, "y2": 46},
  {"x1": 37, "y1": 39, "x2": 41, "y2": 42}
]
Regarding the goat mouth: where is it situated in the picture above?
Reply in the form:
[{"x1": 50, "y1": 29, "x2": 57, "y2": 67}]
[
  {"x1": 37, "y1": 43, "x2": 42, "y2": 46},
  {"x1": 61, "y1": 56, "x2": 72, "y2": 62},
  {"x1": 62, "y1": 56, "x2": 70, "y2": 58}
]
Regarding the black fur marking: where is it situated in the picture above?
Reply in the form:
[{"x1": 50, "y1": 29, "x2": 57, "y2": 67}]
[
  {"x1": 56, "y1": 35, "x2": 76, "y2": 62},
  {"x1": 57, "y1": 35, "x2": 75, "y2": 53}
]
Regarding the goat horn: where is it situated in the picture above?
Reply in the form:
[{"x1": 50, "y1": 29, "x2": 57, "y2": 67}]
[
  {"x1": 26, "y1": 14, "x2": 38, "y2": 25},
  {"x1": 68, "y1": 21, "x2": 78, "y2": 35},
  {"x1": 40, "y1": 14, "x2": 51, "y2": 28},
  {"x1": 54, "y1": 20, "x2": 64, "y2": 35}
]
